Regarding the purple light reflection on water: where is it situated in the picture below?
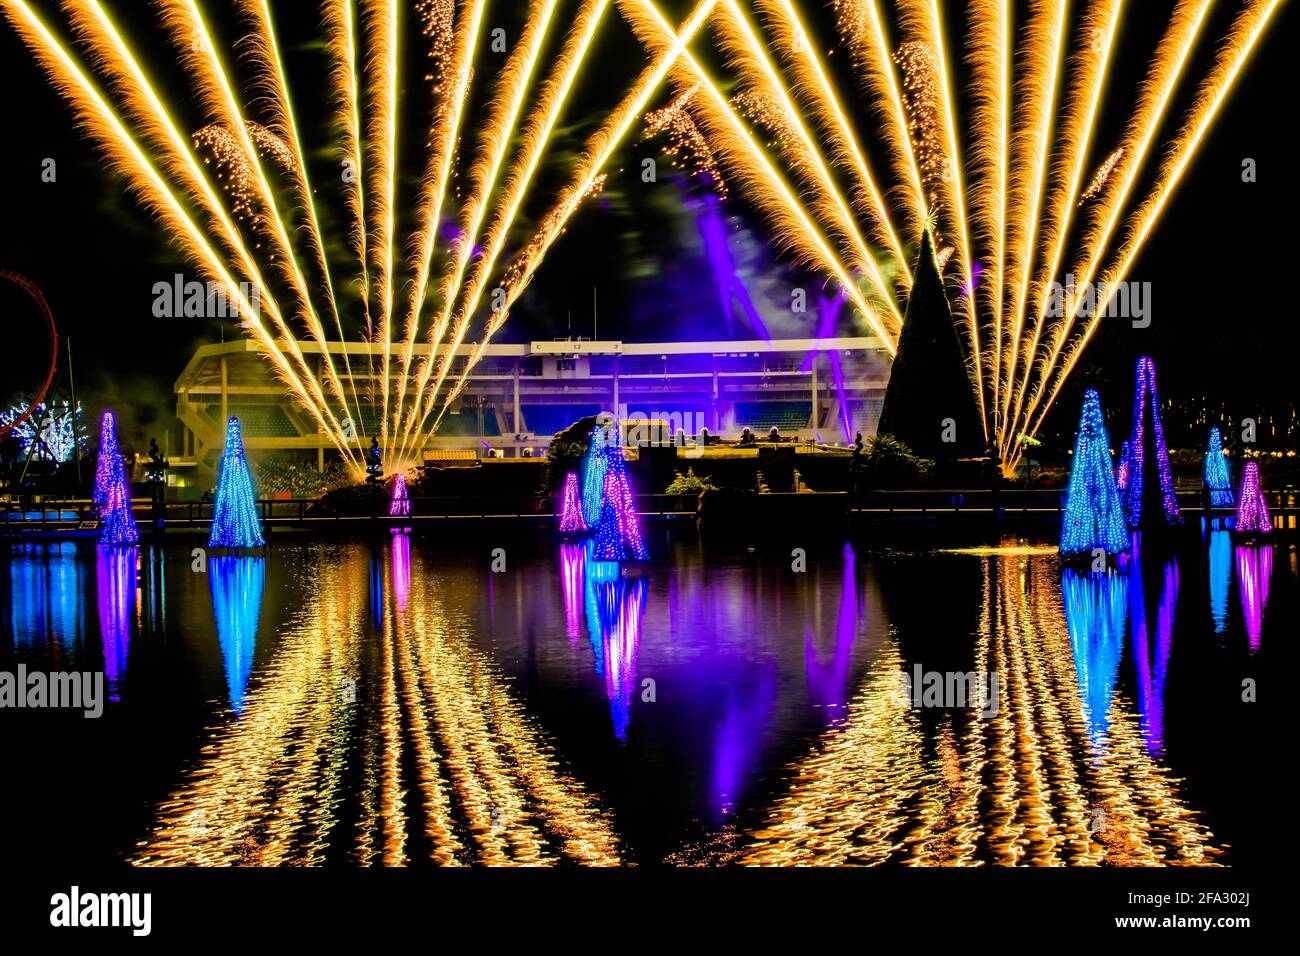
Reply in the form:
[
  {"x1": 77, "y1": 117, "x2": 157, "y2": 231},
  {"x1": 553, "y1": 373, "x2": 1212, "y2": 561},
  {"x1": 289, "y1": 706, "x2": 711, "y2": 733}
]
[
  {"x1": 95, "y1": 545, "x2": 137, "y2": 703},
  {"x1": 391, "y1": 532, "x2": 411, "y2": 614},
  {"x1": 1130, "y1": 556, "x2": 1178, "y2": 757},
  {"x1": 1235, "y1": 544, "x2": 1272, "y2": 653}
]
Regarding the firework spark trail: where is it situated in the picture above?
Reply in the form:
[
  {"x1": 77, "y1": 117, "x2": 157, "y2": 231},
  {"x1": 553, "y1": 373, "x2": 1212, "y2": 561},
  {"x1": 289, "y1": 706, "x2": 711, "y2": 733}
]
[
  {"x1": 642, "y1": 83, "x2": 727, "y2": 191},
  {"x1": 324, "y1": 0, "x2": 372, "y2": 440},
  {"x1": 833, "y1": 0, "x2": 929, "y2": 246},
  {"x1": 714, "y1": 0, "x2": 904, "y2": 332},
  {"x1": 896, "y1": 1, "x2": 984, "y2": 439},
  {"x1": 158, "y1": 0, "x2": 360, "y2": 449},
  {"x1": 965, "y1": 0, "x2": 1010, "y2": 435},
  {"x1": 238, "y1": 0, "x2": 365, "y2": 450},
  {"x1": 1001, "y1": 0, "x2": 1121, "y2": 449},
  {"x1": 1078, "y1": 146, "x2": 1124, "y2": 205},
  {"x1": 396, "y1": 0, "x2": 615, "y2": 461},
  {"x1": 0, "y1": 0, "x2": 357, "y2": 463},
  {"x1": 1014, "y1": 0, "x2": 1282, "y2": 472},
  {"x1": 1007, "y1": 0, "x2": 1213, "y2": 453},
  {"x1": 995, "y1": 0, "x2": 1067, "y2": 448},
  {"x1": 760, "y1": 0, "x2": 912, "y2": 286},
  {"x1": 393, "y1": 0, "x2": 485, "y2": 454},
  {"x1": 57, "y1": 0, "x2": 358, "y2": 466},
  {"x1": 362, "y1": 0, "x2": 401, "y2": 454},
  {"x1": 396, "y1": 1, "x2": 558, "y2": 460}
]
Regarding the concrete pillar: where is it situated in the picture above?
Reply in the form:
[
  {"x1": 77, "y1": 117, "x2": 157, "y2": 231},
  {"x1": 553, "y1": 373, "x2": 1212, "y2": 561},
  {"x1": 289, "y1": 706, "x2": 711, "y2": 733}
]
[
  {"x1": 612, "y1": 357, "x2": 620, "y2": 419},
  {"x1": 513, "y1": 361, "x2": 521, "y2": 434},
  {"x1": 810, "y1": 356, "x2": 818, "y2": 430}
]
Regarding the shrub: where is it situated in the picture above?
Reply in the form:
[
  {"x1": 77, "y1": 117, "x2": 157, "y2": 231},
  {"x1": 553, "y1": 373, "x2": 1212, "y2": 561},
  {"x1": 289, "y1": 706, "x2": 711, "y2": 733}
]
[
  {"x1": 665, "y1": 467, "x2": 717, "y2": 494},
  {"x1": 861, "y1": 433, "x2": 934, "y2": 488}
]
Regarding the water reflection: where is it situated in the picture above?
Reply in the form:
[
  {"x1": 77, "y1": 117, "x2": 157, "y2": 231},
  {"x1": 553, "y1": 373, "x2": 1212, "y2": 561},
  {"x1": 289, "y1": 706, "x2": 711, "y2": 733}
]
[
  {"x1": 564, "y1": 540, "x2": 647, "y2": 741},
  {"x1": 133, "y1": 542, "x2": 619, "y2": 866},
  {"x1": 738, "y1": 553, "x2": 1218, "y2": 866},
  {"x1": 209, "y1": 556, "x2": 265, "y2": 715},
  {"x1": 95, "y1": 545, "x2": 137, "y2": 703},
  {"x1": 7, "y1": 542, "x2": 85, "y2": 655},
  {"x1": 1208, "y1": 529, "x2": 1231, "y2": 635},
  {"x1": 1130, "y1": 558, "x2": 1177, "y2": 758},
  {"x1": 1235, "y1": 544, "x2": 1272, "y2": 653},
  {"x1": 1062, "y1": 569, "x2": 1126, "y2": 746}
]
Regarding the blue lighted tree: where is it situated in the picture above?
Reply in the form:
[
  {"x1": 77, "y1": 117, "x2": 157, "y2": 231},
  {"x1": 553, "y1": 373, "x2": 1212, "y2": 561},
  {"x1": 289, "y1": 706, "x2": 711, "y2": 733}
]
[
  {"x1": 1060, "y1": 389, "x2": 1129, "y2": 558},
  {"x1": 1203, "y1": 427, "x2": 1233, "y2": 508},
  {"x1": 208, "y1": 417, "x2": 265, "y2": 549},
  {"x1": 580, "y1": 424, "x2": 609, "y2": 528}
]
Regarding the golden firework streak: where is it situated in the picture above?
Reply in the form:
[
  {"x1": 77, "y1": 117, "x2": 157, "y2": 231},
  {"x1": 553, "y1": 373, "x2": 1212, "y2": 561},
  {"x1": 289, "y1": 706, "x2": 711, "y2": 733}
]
[
  {"x1": 396, "y1": 0, "x2": 616, "y2": 460},
  {"x1": 1015, "y1": 0, "x2": 1282, "y2": 471},
  {"x1": 998, "y1": 0, "x2": 1071, "y2": 442},
  {"x1": 760, "y1": 0, "x2": 914, "y2": 286},
  {"x1": 0, "y1": 0, "x2": 354, "y2": 460},
  {"x1": 1007, "y1": 0, "x2": 1213, "y2": 454},
  {"x1": 414, "y1": 0, "x2": 735, "y2": 442},
  {"x1": 158, "y1": 0, "x2": 359, "y2": 452},
  {"x1": 393, "y1": 0, "x2": 487, "y2": 453}
]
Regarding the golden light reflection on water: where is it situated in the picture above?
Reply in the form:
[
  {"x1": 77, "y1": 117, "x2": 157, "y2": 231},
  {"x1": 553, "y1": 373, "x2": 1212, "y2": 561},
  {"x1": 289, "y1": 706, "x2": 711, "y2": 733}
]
[
  {"x1": 738, "y1": 556, "x2": 1219, "y2": 866},
  {"x1": 131, "y1": 539, "x2": 620, "y2": 866}
]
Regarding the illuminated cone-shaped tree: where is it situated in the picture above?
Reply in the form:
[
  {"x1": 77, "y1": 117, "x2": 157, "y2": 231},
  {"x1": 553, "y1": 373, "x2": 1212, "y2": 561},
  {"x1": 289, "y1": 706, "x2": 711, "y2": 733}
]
[
  {"x1": 593, "y1": 446, "x2": 647, "y2": 561},
  {"x1": 1123, "y1": 357, "x2": 1182, "y2": 530},
  {"x1": 580, "y1": 425, "x2": 608, "y2": 528},
  {"x1": 94, "y1": 409, "x2": 121, "y2": 505},
  {"x1": 99, "y1": 451, "x2": 139, "y2": 545},
  {"x1": 876, "y1": 230, "x2": 984, "y2": 458},
  {"x1": 388, "y1": 473, "x2": 411, "y2": 518},
  {"x1": 1204, "y1": 427, "x2": 1234, "y2": 508},
  {"x1": 1234, "y1": 461, "x2": 1271, "y2": 535},
  {"x1": 1060, "y1": 389, "x2": 1130, "y2": 557},
  {"x1": 208, "y1": 417, "x2": 265, "y2": 549},
  {"x1": 558, "y1": 471, "x2": 587, "y2": 533}
]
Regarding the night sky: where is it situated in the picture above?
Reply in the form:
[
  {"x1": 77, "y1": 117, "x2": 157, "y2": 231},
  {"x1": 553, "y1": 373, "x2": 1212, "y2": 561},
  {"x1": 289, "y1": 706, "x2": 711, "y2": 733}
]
[{"x1": 1, "y1": 0, "x2": 1295, "y2": 450}]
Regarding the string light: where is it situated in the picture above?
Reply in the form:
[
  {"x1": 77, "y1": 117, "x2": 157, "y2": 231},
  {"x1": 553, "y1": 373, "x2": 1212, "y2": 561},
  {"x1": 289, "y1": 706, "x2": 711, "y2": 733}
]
[
  {"x1": 1123, "y1": 357, "x2": 1182, "y2": 530},
  {"x1": 558, "y1": 471, "x2": 587, "y2": 534},
  {"x1": 1203, "y1": 426, "x2": 1234, "y2": 508},
  {"x1": 593, "y1": 444, "x2": 648, "y2": 561},
  {"x1": 1060, "y1": 389, "x2": 1129, "y2": 557},
  {"x1": 208, "y1": 417, "x2": 265, "y2": 549},
  {"x1": 94, "y1": 409, "x2": 120, "y2": 504},
  {"x1": 96, "y1": 408, "x2": 139, "y2": 546},
  {"x1": 389, "y1": 472, "x2": 412, "y2": 518},
  {"x1": 1233, "y1": 461, "x2": 1271, "y2": 536},
  {"x1": 580, "y1": 426, "x2": 608, "y2": 529}
]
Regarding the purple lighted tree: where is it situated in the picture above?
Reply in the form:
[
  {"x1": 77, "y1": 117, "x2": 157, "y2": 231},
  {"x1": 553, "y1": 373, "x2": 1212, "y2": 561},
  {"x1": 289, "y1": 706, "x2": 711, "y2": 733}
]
[
  {"x1": 1234, "y1": 461, "x2": 1271, "y2": 535},
  {"x1": 558, "y1": 471, "x2": 587, "y2": 534},
  {"x1": 389, "y1": 472, "x2": 411, "y2": 518},
  {"x1": 593, "y1": 446, "x2": 647, "y2": 561},
  {"x1": 1123, "y1": 357, "x2": 1182, "y2": 530},
  {"x1": 94, "y1": 409, "x2": 120, "y2": 505},
  {"x1": 98, "y1": 448, "x2": 139, "y2": 546}
]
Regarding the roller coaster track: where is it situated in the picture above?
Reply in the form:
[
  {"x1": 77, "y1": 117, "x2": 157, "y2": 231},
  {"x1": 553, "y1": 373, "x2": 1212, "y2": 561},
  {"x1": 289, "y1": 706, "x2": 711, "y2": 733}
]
[{"x1": 0, "y1": 270, "x2": 59, "y2": 440}]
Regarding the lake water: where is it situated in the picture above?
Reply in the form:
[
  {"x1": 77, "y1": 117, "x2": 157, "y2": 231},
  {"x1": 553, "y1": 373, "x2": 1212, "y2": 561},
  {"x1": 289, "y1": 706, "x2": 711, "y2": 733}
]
[{"x1": 1, "y1": 524, "x2": 1284, "y2": 866}]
